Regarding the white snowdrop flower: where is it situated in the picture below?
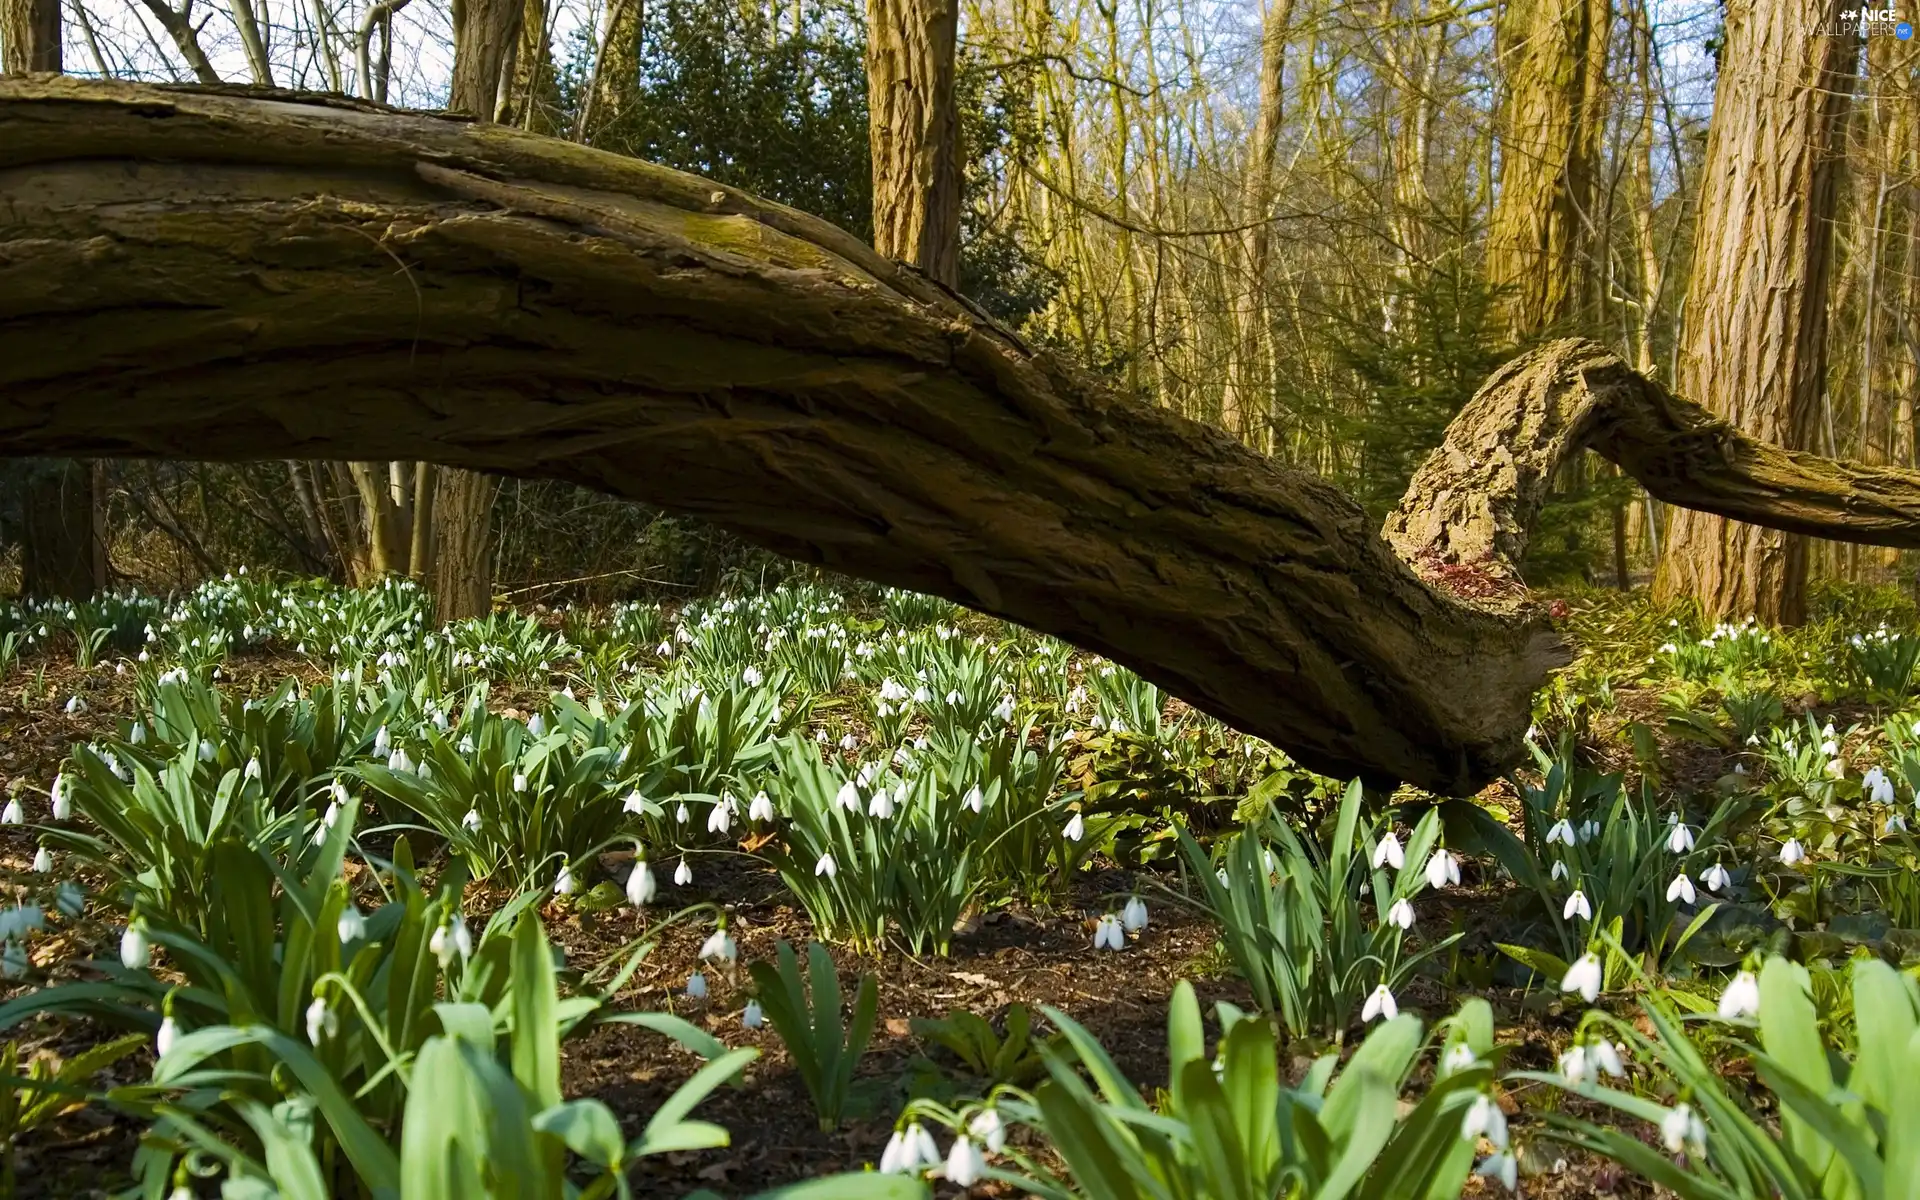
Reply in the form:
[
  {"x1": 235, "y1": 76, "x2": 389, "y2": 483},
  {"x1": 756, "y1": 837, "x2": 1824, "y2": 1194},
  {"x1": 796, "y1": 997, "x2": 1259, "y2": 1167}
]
[
  {"x1": 1093, "y1": 914, "x2": 1125, "y2": 950},
  {"x1": 457, "y1": 734, "x2": 476, "y2": 754},
  {"x1": 120, "y1": 922, "x2": 151, "y2": 970},
  {"x1": 626, "y1": 861, "x2": 657, "y2": 908},
  {"x1": 306, "y1": 995, "x2": 337, "y2": 1045},
  {"x1": 963, "y1": 784, "x2": 984, "y2": 813},
  {"x1": 337, "y1": 904, "x2": 366, "y2": 943},
  {"x1": 742, "y1": 666, "x2": 763, "y2": 687},
  {"x1": 911, "y1": 1123, "x2": 941, "y2": 1170},
  {"x1": 1666, "y1": 822, "x2": 1695, "y2": 854},
  {"x1": 387, "y1": 749, "x2": 413, "y2": 774},
  {"x1": 1827, "y1": 758, "x2": 1847, "y2": 780},
  {"x1": 1386, "y1": 898, "x2": 1416, "y2": 930},
  {"x1": 1550, "y1": 859, "x2": 1569, "y2": 881},
  {"x1": 992, "y1": 696, "x2": 1015, "y2": 722},
  {"x1": 969, "y1": 1108, "x2": 1007, "y2": 1153},
  {"x1": 1122, "y1": 896, "x2": 1149, "y2": 931},
  {"x1": 1866, "y1": 766, "x2": 1896, "y2": 806},
  {"x1": 1717, "y1": 970, "x2": 1760, "y2": 1020},
  {"x1": 1592, "y1": 1039, "x2": 1625, "y2": 1078},
  {"x1": 49, "y1": 775, "x2": 70, "y2": 821},
  {"x1": 198, "y1": 739, "x2": 216, "y2": 762},
  {"x1": 1361, "y1": 984, "x2": 1397, "y2": 1022},
  {"x1": 1666, "y1": 873, "x2": 1697, "y2": 905},
  {"x1": 686, "y1": 971, "x2": 708, "y2": 1000},
  {"x1": 130, "y1": 722, "x2": 146, "y2": 745},
  {"x1": 815, "y1": 852, "x2": 838, "y2": 878},
  {"x1": 944, "y1": 689, "x2": 962, "y2": 705},
  {"x1": 749, "y1": 791, "x2": 775, "y2": 822},
  {"x1": 675, "y1": 859, "x2": 693, "y2": 886},
  {"x1": 1702, "y1": 862, "x2": 1731, "y2": 892},
  {"x1": 461, "y1": 808, "x2": 483, "y2": 834},
  {"x1": 945, "y1": 1135, "x2": 986, "y2": 1186},
  {"x1": 836, "y1": 781, "x2": 861, "y2": 812},
  {"x1": 243, "y1": 756, "x2": 262, "y2": 782},
  {"x1": 1064, "y1": 813, "x2": 1085, "y2": 841},
  {"x1": 1546, "y1": 819, "x2": 1575, "y2": 846},
  {"x1": 512, "y1": 772, "x2": 529, "y2": 793},
  {"x1": 1561, "y1": 953, "x2": 1602, "y2": 1003},
  {"x1": 1779, "y1": 838, "x2": 1806, "y2": 865},
  {"x1": 527, "y1": 713, "x2": 547, "y2": 738},
  {"x1": 1372, "y1": 832, "x2": 1404, "y2": 870},
  {"x1": 1890, "y1": 813, "x2": 1909, "y2": 833},
  {"x1": 156, "y1": 1016, "x2": 179, "y2": 1058},
  {"x1": 63, "y1": 695, "x2": 85, "y2": 715},
  {"x1": 675, "y1": 802, "x2": 691, "y2": 824},
  {"x1": 879, "y1": 1128, "x2": 913, "y2": 1174},
  {"x1": 1579, "y1": 819, "x2": 1601, "y2": 843},
  {"x1": 1563, "y1": 889, "x2": 1592, "y2": 921},
  {"x1": 31, "y1": 847, "x2": 51, "y2": 873},
  {"x1": 553, "y1": 863, "x2": 578, "y2": 896},
  {"x1": 708, "y1": 801, "x2": 733, "y2": 835},
  {"x1": 621, "y1": 791, "x2": 648, "y2": 814},
  {"x1": 373, "y1": 725, "x2": 391, "y2": 756},
  {"x1": 742, "y1": 999, "x2": 764, "y2": 1029},
  {"x1": 839, "y1": 733, "x2": 858, "y2": 751},
  {"x1": 1109, "y1": 717, "x2": 1129, "y2": 734},
  {"x1": 1558, "y1": 1044, "x2": 1595, "y2": 1087},
  {"x1": 912, "y1": 686, "x2": 932, "y2": 705},
  {"x1": 1661, "y1": 1103, "x2": 1707, "y2": 1156},
  {"x1": 1425, "y1": 849, "x2": 1461, "y2": 888},
  {"x1": 430, "y1": 915, "x2": 473, "y2": 967},
  {"x1": 1474, "y1": 1153, "x2": 1518, "y2": 1191},
  {"x1": 699, "y1": 929, "x2": 738, "y2": 963},
  {"x1": 867, "y1": 788, "x2": 896, "y2": 820},
  {"x1": 1461, "y1": 1093, "x2": 1508, "y2": 1149},
  {"x1": 1442, "y1": 1043, "x2": 1479, "y2": 1076}
]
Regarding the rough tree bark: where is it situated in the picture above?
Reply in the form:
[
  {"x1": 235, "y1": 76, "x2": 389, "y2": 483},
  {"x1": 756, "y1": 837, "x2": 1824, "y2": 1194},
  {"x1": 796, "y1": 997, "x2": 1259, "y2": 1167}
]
[
  {"x1": 1485, "y1": 0, "x2": 1611, "y2": 340},
  {"x1": 1219, "y1": 0, "x2": 1293, "y2": 448},
  {"x1": 5, "y1": 82, "x2": 1918, "y2": 791},
  {"x1": 866, "y1": 0, "x2": 961, "y2": 285},
  {"x1": 0, "y1": 0, "x2": 59, "y2": 72},
  {"x1": 1652, "y1": 0, "x2": 1854, "y2": 625}
]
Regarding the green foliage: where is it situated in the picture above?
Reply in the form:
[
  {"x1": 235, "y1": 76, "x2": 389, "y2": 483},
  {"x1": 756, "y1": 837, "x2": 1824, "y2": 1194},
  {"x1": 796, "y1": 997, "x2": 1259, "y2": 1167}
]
[
  {"x1": 748, "y1": 942, "x2": 879, "y2": 1131},
  {"x1": 909, "y1": 1003, "x2": 1054, "y2": 1089},
  {"x1": 0, "y1": 1033, "x2": 145, "y2": 1191}
]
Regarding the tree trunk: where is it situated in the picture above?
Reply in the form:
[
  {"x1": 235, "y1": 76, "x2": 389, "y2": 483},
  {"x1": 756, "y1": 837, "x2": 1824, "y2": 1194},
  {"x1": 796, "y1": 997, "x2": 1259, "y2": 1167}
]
[
  {"x1": 9, "y1": 82, "x2": 1920, "y2": 791},
  {"x1": 865, "y1": 0, "x2": 961, "y2": 285},
  {"x1": 577, "y1": 0, "x2": 640, "y2": 143},
  {"x1": 19, "y1": 461, "x2": 99, "y2": 598},
  {"x1": 1652, "y1": 0, "x2": 1854, "y2": 625},
  {"x1": 1220, "y1": 0, "x2": 1293, "y2": 448},
  {"x1": 1485, "y1": 0, "x2": 1611, "y2": 341},
  {"x1": 451, "y1": 0, "x2": 522, "y2": 119},
  {"x1": 0, "y1": 0, "x2": 59, "y2": 72}
]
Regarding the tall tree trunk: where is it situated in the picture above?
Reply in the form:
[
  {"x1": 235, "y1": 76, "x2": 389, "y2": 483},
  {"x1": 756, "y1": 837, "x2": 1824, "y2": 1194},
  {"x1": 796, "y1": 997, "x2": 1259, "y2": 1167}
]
[
  {"x1": 1652, "y1": 0, "x2": 1855, "y2": 625},
  {"x1": 578, "y1": 0, "x2": 640, "y2": 142},
  {"x1": 1485, "y1": 0, "x2": 1611, "y2": 341},
  {"x1": 866, "y1": 0, "x2": 961, "y2": 285},
  {"x1": 1220, "y1": 0, "x2": 1292, "y2": 448},
  {"x1": 1, "y1": 0, "x2": 59, "y2": 71}
]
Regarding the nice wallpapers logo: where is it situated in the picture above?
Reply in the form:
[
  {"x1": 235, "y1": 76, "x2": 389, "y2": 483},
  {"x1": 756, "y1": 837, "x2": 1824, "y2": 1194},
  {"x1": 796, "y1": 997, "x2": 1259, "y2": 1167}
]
[{"x1": 1839, "y1": 6, "x2": 1915, "y2": 37}]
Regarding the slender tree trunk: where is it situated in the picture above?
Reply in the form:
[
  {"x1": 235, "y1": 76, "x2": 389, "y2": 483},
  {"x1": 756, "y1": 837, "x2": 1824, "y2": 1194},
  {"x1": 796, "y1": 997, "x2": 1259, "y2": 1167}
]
[
  {"x1": 1221, "y1": 0, "x2": 1292, "y2": 448},
  {"x1": 866, "y1": 0, "x2": 961, "y2": 285},
  {"x1": 1485, "y1": 0, "x2": 1611, "y2": 341},
  {"x1": 1653, "y1": 0, "x2": 1855, "y2": 625},
  {"x1": 1, "y1": 0, "x2": 59, "y2": 71}
]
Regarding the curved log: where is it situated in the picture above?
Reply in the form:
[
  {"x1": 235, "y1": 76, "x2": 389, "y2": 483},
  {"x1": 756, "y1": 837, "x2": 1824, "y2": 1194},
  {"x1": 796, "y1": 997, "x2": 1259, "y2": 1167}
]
[{"x1": 3, "y1": 80, "x2": 1917, "y2": 794}]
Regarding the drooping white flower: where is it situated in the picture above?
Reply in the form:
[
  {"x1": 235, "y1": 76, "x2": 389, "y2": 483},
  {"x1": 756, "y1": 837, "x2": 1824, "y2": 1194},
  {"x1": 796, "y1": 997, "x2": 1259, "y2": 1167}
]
[
  {"x1": 742, "y1": 999, "x2": 764, "y2": 1029},
  {"x1": 686, "y1": 971, "x2": 708, "y2": 1000},
  {"x1": 1558, "y1": 1044, "x2": 1595, "y2": 1087},
  {"x1": 32, "y1": 847, "x2": 51, "y2": 873},
  {"x1": 1474, "y1": 1153, "x2": 1518, "y2": 1191},
  {"x1": 1093, "y1": 914, "x2": 1125, "y2": 950},
  {"x1": 867, "y1": 788, "x2": 896, "y2": 820},
  {"x1": 1425, "y1": 849, "x2": 1461, "y2": 889},
  {"x1": 835, "y1": 781, "x2": 862, "y2": 812},
  {"x1": 1563, "y1": 889, "x2": 1592, "y2": 921},
  {"x1": 1702, "y1": 862, "x2": 1731, "y2": 892},
  {"x1": 1361, "y1": 984, "x2": 1398, "y2": 1022},
  {"x1": 337, "y1": 904, "x2": 366, "y2": 943},
  {"x1": 1866, "y1": 766, "x2": 1896, "y2": 806},
  {"x1": 1780, "y1": 838, "x2": 1806, "y2": 866},
  {"x1": 1461, "y1": 1093, "x2": 1509, "y2": 1149},
  {"x1": 1064, "y1": 813, "x2": 1085, "y2": 841},
  {"x1": 1717, "y1": 970, "x2": 1760, "y2": 1020},
  {"x1": 626, "y1": 861, "x2": 657, "y2": 907},
  {"x1": 962, "y1": 785, "x2": 984, "y2": 813},
  {"x1": 910, "y1": 1123, "x2": 941, "y2": 1170},
  {"x1": 63, "y1": 695, "x2": 86, "y2": 715},
  {"x1": 1580, "y1": 819, "x2": 1601, "y2": 843},
  {"x1": 1442, "y1": 1043, "x2": 1479, "y2": 1076},
  {"x1": 839, "y1": 733, "x2": 858, "y2": 751},
  {"x1": 969, "y1": 1108, "x2": 1007, "y2": 1153},
  {"x1": 699, "y1": 928, "x2": 738, "y2": 963},
  {"x1": 527, "y1": 713, "x2": 546, "y2": 737},
  {"x1": 992, "y1": 696, "x2": 1015, "y2": 723},
  {"x1": 708, "y1": 800, "x2": 733, "y2": 835},
  {"x1": 512, "y1": 772, "x2": 529, "y2": 793},
  {"x1": 553, "y1": 863, "x2": 578, "y2": 896},
  {"x1": 387, "y1": 749, "x2": 414, "y2": 774},
  {"x1": 749, "y1": 791, "x2": 775, "y2": 822},
  {"x1": 50, "y1": 774, "x2": 71, "y2": 821},
  {"x1": 879, "y1": 1128, "x2": 913, "y2": 1174},
  {"x1": 0, "y1": 799, "x2": 20, "y2": 825},
  {"x1": 1666, "y1": 822, "x2": 1695, "y2": 854},
  {"x1": 1592, "y1": 1039, "x2": 1625, "y2": 1078},
  {"x1": 156, "y1": 1015, "x2": 179, "y2": 1058},
  {"x1": 675, "y1": 859, "x2": 694, "y2": 886},
  {"x1": 815, "y1": 852, "x2": 838, "y2": 878},
  {"x1": 461, "y1": 808, "x2": 483, "y2": 834},
  {"x1": 1546, "y1": 819, "x2": 1575, "y2": 846},
  {"x1": 1372, "y1": 832, "x2": 1404, "y2": 870},
  {"x1": 1666, "y1": 872, "x2": 1697, "y2": 905},
  {"x1": 306, "y1": 995, "x2": 338, "y2": 1045},
  {"x1": 1660, "y1": 1103, "x2": 1707, "y2": 1156},
  {"x1": 1122, "y1": 896, "x2": 1149, "y2": 932},
  {"x1": 1562, "y1": 953, "x2": 1603, "y2": 1003},
  {"x1": 1386, "y1": 898, "x2": 1416, "y2": 930},
  {"x1": 945, "y1": 1135, "x2": 986, "y2": 1186},
  {"x1": 120, "y1": 922, "x2": 151, "y2": 970},
  {"x1": 373, "y1": 725, "x2": 391, "y2": 756},
  {"x1": 1550, "y1": 859, "x2": 1569, "y2": 881},
  {"x1": 1892, "y1": 813, "x2": 1910, "y2": 834},
  {"x1": 622, "y1": 791, "x2": 648, "y2": 814}
]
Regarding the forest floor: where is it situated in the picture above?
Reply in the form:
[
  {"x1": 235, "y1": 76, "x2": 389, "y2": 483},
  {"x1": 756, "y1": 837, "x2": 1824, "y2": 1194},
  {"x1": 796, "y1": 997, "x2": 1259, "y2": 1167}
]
[{"x1": 0, "y1": 646, "x2": 1669, "y2": 1198}]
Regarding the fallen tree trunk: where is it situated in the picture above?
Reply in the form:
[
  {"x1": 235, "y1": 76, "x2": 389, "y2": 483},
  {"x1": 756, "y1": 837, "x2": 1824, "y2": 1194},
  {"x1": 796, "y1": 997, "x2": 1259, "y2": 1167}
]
[{"x1": 3, "y1": 80, "x2": 1917, "y2": 794}]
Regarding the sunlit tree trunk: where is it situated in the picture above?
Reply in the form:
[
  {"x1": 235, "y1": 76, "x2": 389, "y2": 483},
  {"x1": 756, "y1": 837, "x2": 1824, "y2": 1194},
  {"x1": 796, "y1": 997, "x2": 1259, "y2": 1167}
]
[
  {"x1": 866, "y1": 0, "x2": 961, "y2": 285},
  {"x1": 1221, "y1": 0, "x2": 1292, "y2": 449},
  {"x1": 1653, "y1": 0, "x2": 1855, "y2": 624},
  {"x1": 1485, "y1": 0, "x2": 1611, "y2": 341},
  {"x1": 1, "y1": 0, "x2": 59, "y2": 71},
  {"x1": 577, "y1": 0, "x2": 640, "y2": 142}
]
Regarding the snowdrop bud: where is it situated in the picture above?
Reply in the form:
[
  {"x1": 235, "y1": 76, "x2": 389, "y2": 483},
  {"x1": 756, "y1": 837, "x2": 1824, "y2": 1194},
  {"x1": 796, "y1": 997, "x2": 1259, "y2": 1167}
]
[
  {"x1": 627, "y1": 860, "x2": 656, "y2": 907},
  {"x1": 337, "y1": 904, "x2": 366, "y2": 944},
  {"x1": 1122, "y1": 896, "x2": 1149, "y2": 931},
  {"x1": 1386, "y1": 898, "x2": 1416, "y2": 930},
  {"x1": 742, "y1": 999, "x2": 764, "y2": 1029},
  {"x1": 1371, "y1": 831, "x2": 1404, "y2": 870},
  {"x1": 121, "y1": 922, "x2": 151, "y2": 970},
  {"x1": 1717, "y1": 970, "x2": 1760, "y2": 1020},
  {"x1": 1550, "y1": 859, "x2": 1569, "y2": 881},
  {"x1": 1561, "y1": 953, "x2": 1602, "y2": 1003},
  {"x1": 512, "y1": 772, "x2": 529, "y2": 793},
  {"x1": 1779, "y1": 838, "x2": 1806, "y2": 865},
  {"x1": 945, "y1": 1135, "x2": 986, "y2": 1186},
  {"x1": 553, "y1": 864, "x2": 578, "y2": 896},
  {"x1": 1425, "y1": 848, "x2": 1461, "y2": 889},
  {"x1": 1064, "y1": 813, "x2": 1085, "y2": 841},
  {"x1": 963, "y1": 785, "x2": 984, "y2": 813},
  {"x1": 528, "y1": 713, "x2": 546, "y2": 737},
  {"x1": 686, "y1": 971, "x2": 708, "y2": 1000},
  {"x1": 815, "y1": 852, "x2": 838, "y2": 878},
  {"x1": 1361, "y1": 984, "x2": 1397, "y2": 1022},
  {"x1": 749, "y1": 791, "x2": 774, "y2": 822},
  {"x1": 1666, "y1": 872, "x2": 1697, "y2": 905},
  {"x1": 156, "y1": 1015, "x2": 179, "y2": 1058},
  {"x1": 1563, "y1": 889, "x2": 1592, "y2": 921},
  {"x1": 32, "y1": 847, "x2": 51, "y2": 873}
]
